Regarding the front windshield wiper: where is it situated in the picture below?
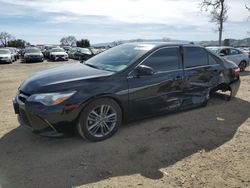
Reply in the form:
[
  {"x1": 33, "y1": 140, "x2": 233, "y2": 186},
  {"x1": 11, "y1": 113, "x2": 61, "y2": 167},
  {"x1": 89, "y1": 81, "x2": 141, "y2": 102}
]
[{"x1": 84, "y1": 62, "x2": 99, "y2": 69}]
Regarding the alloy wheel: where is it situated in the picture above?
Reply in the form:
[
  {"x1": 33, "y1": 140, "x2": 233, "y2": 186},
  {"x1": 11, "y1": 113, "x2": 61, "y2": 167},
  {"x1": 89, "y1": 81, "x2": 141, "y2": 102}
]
[{"x1": 86, "y1": 105, "x2": 117, "y2": 138}]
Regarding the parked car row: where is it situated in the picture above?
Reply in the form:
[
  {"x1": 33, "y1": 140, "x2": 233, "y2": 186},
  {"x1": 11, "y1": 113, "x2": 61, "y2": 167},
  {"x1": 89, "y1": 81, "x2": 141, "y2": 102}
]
[
  {"x1": 206, "y1": 46, "x2": 250, "y2": 72},
  {"x1": 21, "y1": 47, "x2": 69, "y2": 63},
  {"x1": 1, "y1": 44, "x2": 107, "y2": 64}
]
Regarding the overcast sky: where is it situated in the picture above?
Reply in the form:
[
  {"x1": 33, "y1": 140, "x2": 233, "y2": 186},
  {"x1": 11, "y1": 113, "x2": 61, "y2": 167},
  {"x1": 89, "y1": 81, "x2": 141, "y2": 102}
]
[{"x1": 0, "y1": 0, "x2": 249, "y2": 44}]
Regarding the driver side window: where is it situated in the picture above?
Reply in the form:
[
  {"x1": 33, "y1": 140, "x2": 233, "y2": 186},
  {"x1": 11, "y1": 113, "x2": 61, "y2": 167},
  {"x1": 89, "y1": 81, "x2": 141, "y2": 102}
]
[{"x1": 142, "y1": 47, "x2": 181, "y2": 73}]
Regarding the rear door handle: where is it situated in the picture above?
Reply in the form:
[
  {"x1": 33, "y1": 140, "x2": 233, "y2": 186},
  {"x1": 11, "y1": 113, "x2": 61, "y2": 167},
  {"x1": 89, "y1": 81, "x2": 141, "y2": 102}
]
[{"x1": 174, "y1": 75, "x2": 182, "y2": 81}]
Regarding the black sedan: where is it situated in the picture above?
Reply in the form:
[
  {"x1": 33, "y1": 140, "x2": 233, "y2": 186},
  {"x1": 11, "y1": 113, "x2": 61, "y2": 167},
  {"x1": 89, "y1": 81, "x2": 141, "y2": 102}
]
[
  {"x1": 13, "y1": 43, "x2": 240, "y2": 141},
  {"x1": 23, "y1": 47, "x2": 44, "y2": 63},
  {"x1": 73, "y1": 47, "x2": 95, "y2": 61}
]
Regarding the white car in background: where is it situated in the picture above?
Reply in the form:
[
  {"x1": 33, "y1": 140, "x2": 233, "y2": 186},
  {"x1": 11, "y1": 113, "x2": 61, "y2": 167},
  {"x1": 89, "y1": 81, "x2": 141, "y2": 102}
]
[
  {"x1": 0, "y1": 49, "x2": 15, "y2": 63},
  {"x1": 49, "y1": 48, "x2": 68, "y2": 61},
  {"x1": 206, "y1": 46, "x2": 250, "y2": 72}
]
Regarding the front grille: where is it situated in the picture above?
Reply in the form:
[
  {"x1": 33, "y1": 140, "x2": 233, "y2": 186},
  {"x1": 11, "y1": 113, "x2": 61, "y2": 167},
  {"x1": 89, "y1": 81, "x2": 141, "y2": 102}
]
[
  {"x1": 56, "y1": 55, "x2": 65, "y2": 58},
  {"x1": 18, "y1": 91, "x2": 30, "y2": 103},
  {"x1": 30, "y1": 55, "x2": 39, "y2": 58}
]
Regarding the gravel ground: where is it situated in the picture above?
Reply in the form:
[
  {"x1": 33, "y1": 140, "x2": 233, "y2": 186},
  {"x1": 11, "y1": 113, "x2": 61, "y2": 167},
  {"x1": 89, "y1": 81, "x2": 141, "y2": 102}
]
[{"x1": 0, "y1": 59, "x2": 250, "y2": 188}]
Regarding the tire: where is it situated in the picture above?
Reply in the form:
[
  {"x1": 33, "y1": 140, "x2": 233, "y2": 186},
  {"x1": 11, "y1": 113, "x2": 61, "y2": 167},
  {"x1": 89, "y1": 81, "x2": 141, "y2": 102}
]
[
  {"x1": 239, "y1": 61, "x2": 246, "y2": 72},
  {"x1": 77, "y1": 98, "x2": 122, "y2": 142}
]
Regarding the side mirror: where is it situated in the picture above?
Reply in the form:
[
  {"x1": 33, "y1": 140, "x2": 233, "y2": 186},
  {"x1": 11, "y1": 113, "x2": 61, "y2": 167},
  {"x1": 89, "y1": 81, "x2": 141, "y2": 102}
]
[
  {"x1": 135, "y1": 65, "x2": 154, "y2": 77},
  {"x1": 219, "y1": 53, "x2": 225, "y2": 57}
]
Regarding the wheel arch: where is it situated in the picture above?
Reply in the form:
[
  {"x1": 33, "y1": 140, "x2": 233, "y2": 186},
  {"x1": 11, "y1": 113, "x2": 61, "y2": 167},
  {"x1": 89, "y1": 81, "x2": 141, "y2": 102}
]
[
  {"x1": 211, "y1": 82, "x2": 232, "y2": 93},
  {"x1": 78, "y1": 94, "x2": 126, "y2": 122}
]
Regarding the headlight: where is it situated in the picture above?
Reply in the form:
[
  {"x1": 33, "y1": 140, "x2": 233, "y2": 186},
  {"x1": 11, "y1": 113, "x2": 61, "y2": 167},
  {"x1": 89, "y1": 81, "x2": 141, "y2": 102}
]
[{"x1": 27, "y1": 91, "x2": 76, "y2": 106}]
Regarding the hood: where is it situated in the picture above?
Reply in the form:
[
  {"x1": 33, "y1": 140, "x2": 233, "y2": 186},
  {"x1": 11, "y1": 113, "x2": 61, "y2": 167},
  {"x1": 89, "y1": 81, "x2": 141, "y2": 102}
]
[
  {"x1": 51, "y1": 52, "x2": 67, "y2": 55},
  {"x1": 25, "y1": 52, "x2": 42, "y2": 56},
  {"x1": 20, "y1": 63, "x2": 113, "y2": 94},
  {"x1": 0, "y1": 54, "x2": 11, "y2": 58}
]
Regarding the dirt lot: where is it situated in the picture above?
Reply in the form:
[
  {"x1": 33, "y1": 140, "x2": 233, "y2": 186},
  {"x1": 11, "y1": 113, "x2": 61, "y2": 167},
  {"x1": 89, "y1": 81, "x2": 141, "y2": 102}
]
[{"x1": 0, "y1": 59, "x2": 250, "y2": 188}]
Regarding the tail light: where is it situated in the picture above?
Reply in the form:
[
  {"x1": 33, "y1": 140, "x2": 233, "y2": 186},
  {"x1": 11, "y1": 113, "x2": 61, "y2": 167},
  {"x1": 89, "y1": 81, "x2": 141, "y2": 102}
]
[{"x1": 232, "y1": 67, "x2": 240, "y2": 77}]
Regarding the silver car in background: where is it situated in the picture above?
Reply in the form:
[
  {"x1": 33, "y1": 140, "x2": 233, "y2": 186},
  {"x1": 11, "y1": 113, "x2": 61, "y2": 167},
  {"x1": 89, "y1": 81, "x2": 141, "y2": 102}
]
[
  {"x1": 0, "y1": 49, "x2": 15, "y2": 63},
  {"x1": 206, "y1": 46, "x2": 250, "y2": 72},
  {"x1": 6, "y1": 47, "x2": 19, "y2": 61}
]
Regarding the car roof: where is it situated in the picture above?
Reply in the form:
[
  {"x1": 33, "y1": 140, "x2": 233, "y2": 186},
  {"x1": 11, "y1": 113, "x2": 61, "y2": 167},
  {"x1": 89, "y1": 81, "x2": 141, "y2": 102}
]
[
  {"x1": 206, "y1": 46, "x2": 235, "y2": 49},
  {"x1": 25, "y1": 47, "x2": 40, "y2": 50},
  {"x1": 120, "y1": 42, "x2": 204, "y2": 50}
]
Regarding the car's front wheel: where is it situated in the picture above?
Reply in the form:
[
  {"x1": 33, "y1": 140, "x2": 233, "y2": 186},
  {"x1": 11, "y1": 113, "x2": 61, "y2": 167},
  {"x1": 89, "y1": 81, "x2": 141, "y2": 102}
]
[{"x1": 77, "y1": 98, "x2": 122, "y2": 141}]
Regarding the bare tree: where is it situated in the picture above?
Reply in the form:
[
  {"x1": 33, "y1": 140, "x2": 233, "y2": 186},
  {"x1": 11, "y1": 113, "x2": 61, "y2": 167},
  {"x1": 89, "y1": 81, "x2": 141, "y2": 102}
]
[
  {"x1": 0, "y1": 32, "x2": 13, "y2": 47},
  {"x1": 200, "y1": 0, "x2": 228, "y2": 46},
  {"x1": 60, "y1": 36, "x2": 77, "y2": 46},
  {"x1": 246, "y1": 4, "x2": 250, "y2": 12}
]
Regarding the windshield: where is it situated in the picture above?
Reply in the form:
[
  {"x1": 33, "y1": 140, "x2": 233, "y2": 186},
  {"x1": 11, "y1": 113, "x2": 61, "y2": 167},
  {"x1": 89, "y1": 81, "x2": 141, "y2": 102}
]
[
  {"x1": 84, "y1": 44, "x2": 155, "y2": 72},
  {"x1": 51, "y1": 48, "x2": 65, "y2": 52},
  {"x1": 0, "y1": 49, "x2": 10, "y2": 54},
  {"x1": 25, "y1": 48, "x2": 40, "y2": 53},
  {"x1": 79, "y1": 48, "x2": 91, "y2": 54},
  {"x1": 7, "y1": 48, "x2": 15, "y2": 53}
]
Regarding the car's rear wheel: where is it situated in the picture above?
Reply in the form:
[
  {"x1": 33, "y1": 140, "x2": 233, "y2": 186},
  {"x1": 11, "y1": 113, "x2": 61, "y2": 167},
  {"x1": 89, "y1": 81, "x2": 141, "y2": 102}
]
[
  {"x1": 239, "y1": 61, "x2": 246, "y2": 72},
  {"x1": 77, "y1": 98, "x2": 122, "y2": 141}
]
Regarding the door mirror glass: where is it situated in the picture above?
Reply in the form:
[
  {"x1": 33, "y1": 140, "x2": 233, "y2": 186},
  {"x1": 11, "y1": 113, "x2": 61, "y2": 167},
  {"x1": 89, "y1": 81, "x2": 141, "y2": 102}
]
[
  {"x1": 219, "y1": 53, "x2": 225, "y2": 57},
  {"x1": 135, "y1": 65, "x2": 154, "y2": 76}
]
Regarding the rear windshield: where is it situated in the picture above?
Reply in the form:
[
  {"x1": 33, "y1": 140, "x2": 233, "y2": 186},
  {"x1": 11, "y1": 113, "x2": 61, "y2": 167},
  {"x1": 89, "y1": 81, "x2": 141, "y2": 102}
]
[{"x1": 79, "y1": 48, "x2": 91, "y2": 54}]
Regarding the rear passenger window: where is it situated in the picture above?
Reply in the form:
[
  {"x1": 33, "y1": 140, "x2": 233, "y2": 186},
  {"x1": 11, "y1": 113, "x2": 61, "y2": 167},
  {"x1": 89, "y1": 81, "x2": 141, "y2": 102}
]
[
  {"x1": 208, "y1": 53, "x2": 219, "y2": 65},
  {"x1": 143, "y1": 47, "x2": 181, "y2": 72},
  {"x1": 229, "y1": 49, "x2": 240, "y2": 55},
  {"x1": 184, "y1": 47, "x2": 208, "y2": 68}
]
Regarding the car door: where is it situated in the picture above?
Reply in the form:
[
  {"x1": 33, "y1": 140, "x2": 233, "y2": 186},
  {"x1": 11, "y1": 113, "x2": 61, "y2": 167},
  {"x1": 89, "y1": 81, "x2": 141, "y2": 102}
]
[
  {"x1": 219, "y1": 48, "x2": 231, "y2": 60},
  {"x1": 182, "y1": 46, "x2": 223, "y2": 107},
  {"x1": 229, "y1": 48, "x2": 242, "y2": 65},
  {"x1": 227, "y1": 48, "x2": 239, "y2": 64},
  {"x1": 127, "y1": 46, "x2": 184, "y2": 119}
]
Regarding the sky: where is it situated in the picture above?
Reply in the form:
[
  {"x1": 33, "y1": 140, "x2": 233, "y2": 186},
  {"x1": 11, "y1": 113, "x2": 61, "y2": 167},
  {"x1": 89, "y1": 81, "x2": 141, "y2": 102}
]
[{"x1": 0, "y1": 0, "x2": 249, "y2": 44}]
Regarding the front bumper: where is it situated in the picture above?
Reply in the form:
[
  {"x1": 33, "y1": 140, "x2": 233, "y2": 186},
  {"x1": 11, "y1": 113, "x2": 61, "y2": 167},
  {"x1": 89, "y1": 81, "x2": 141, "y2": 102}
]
[
  {"x1": 12, "y1": 93, "x2": 79, "y2": 137},
  {"x1": 51, "y1": 55, "x2": 68, "y2": 61},
  {"x1": 0, "y1": 59, "x2": 12, "y2": 63},
  {"x1": 25, "y1": 56, "x2": 43, "y2": 62},
  {"x1": 229, "y1": 78, "x2": 240, "y2": 97}
]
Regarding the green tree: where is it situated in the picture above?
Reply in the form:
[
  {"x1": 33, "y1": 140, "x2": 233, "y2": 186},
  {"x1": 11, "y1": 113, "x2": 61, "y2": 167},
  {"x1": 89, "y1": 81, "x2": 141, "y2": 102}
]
[
  {"x1": 8, "y1": 39, "x2": 28, "y2": 48},
  {"x1": 76, "y1": 39, "x2": 90, "y2": 48}
]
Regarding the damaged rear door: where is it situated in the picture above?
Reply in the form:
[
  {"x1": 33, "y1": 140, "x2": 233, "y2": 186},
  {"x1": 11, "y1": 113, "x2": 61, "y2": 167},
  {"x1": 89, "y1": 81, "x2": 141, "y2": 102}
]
[{"x1": 182, "y1": 46, "x2": 223, "y2": 106}]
